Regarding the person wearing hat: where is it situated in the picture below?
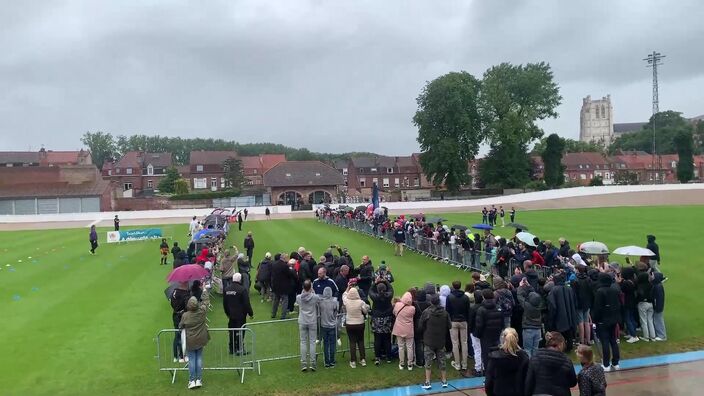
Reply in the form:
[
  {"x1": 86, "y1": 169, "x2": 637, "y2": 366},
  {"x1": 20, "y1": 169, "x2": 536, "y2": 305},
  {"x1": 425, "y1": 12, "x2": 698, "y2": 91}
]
[
  {"x1": 419, "y1": 294, "x2": 452, "y2": 390},
  {"x1": 223, "y1": 273, "x2": 254, "y2": 355},
  {"x1": 374, "y1": 262, "x2": 394, "y2": 284}
]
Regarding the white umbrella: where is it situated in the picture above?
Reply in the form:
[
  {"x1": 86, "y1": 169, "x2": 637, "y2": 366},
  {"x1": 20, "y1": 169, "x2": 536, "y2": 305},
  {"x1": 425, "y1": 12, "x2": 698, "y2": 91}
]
[
  {"x1": 579, "y1": 241, "x2": 609, "y2": 255},
  {"x1": 612, "y1": 246, "x2": 655, "y2": 256},
  {"x1": 516, "y1": 231, "x2": 537, "y2": 247}
]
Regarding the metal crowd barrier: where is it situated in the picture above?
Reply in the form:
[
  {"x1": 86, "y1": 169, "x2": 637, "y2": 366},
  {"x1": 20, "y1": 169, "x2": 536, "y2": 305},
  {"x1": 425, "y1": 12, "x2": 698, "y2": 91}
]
[
  {"x1": 243, "y1": 313, "x2": 373, "y2": 374},
  {"x1": 155, "y1": 327, "x2": 255, "y2": 384},
  {"x1": 320, "y1": 216, "x2": 485, "y2": 272}
]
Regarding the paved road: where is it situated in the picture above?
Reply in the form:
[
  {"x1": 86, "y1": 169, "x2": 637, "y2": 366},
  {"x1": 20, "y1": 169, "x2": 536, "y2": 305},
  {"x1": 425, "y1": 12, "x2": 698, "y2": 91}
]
[{"x1": 439, "y1": 360, "x2": 704, "y2": 396}]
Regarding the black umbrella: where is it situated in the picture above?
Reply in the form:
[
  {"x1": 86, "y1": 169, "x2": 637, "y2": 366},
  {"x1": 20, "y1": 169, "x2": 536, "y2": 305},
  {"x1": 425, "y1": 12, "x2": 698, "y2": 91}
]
[
  {"x1": 506, "y1": 222, "x2": 529, "y2": 231},
  {"x1": 355, "y1": 205, "x2": 367, "y2": 211},
  {"x1": 426, "y1": 217, "x2": 447, "y2": 224},
  {"x1": 451, "y1": 224, "x2": 468, "y2": 231}
]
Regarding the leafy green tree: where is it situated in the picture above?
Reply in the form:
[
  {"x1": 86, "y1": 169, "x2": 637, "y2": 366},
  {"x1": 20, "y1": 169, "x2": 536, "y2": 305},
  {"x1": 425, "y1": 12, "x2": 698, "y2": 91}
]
[
  {"x1": 589, "y1": 175, "x2": 604, "y2": 186},
  {"x1": 222, "y1": 157, "x2": 245, "y2": 192},
  {"x1": 694, "y1": 120, "x2": 704, "y2": 154},
  {"x1": 157, "y1": 167, "x2": 181, "y2": 193},
  {"x1": 532, "y1": 137, "x2": 603, "y2": 154},
  {"x1": 479, "y1": 143, "x2": 533, "y2": 188},
  {"x1": 477, "y1": 62, "x2": 561, "y2": 188},
  {"x1": 674, "y1": 130, "x2": 694, "y2": 183},
  {"x1": 541, "y1": 133, "x2": 566, "y2": 188},
  {"x1": 610, "y1": 111, "x2": 692, "y2": 154},
  {"x1": 174, "y1": 179, "x2": 189, "y2": 195},
  {"x1": 81, "y1": 131, "x2": 117, "y2": 170},
  {"x1": 413, "y1": 71, "x2": 482, "y2": 191}
]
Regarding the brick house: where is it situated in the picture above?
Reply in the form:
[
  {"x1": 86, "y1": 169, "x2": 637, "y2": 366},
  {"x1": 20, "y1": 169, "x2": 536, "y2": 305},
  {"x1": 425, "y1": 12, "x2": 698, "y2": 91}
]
[
  {"x1": 103, "y1": 151, "x2": 173, "y2": 195},
  {"x1": 611, "y1": 151, "x2": 704, "y2": 183},
  {"x1": 343, "y1": 156, "x2": 425, "y2": 200},
  {"x1": 264, "y1": 161, "x2": 344, "y2": 206},
  {"x1": 0, "y1": 165, "x2": 112, "y2": 214},
  {"x1": 240, "y1": 154, "x2": 287, "y2": 186},
  {"x1": 189, "y1": 150, "x2": 238, "y2": 191},
  {"x1": 562, "y1": 152, "x2": 613, "y2": 185}
]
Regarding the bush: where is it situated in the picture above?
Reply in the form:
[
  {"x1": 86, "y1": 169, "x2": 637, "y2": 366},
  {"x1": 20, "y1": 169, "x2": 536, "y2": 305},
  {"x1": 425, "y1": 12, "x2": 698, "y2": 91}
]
[
  {"x1": 169, "y1": 189, "x2": 241, "y2": 201},
  {"x1": 524, "y1": 180, "x2": 549, "y2": 191},
  {"x1": 589, "y1": 175, "x2": 604, "y2": 186}
]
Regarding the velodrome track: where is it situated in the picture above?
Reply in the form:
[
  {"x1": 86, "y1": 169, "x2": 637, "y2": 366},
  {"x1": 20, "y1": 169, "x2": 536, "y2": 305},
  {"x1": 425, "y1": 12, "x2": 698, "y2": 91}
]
[{"x1": 1, "y1": 184, "x2": 703, "y2": 231}]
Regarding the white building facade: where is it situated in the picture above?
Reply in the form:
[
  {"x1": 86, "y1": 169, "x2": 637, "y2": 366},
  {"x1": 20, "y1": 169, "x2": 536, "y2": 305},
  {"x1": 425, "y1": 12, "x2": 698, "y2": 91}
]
[{"x1": 580, "y1": 95, "x2": 614, "y2": 145}]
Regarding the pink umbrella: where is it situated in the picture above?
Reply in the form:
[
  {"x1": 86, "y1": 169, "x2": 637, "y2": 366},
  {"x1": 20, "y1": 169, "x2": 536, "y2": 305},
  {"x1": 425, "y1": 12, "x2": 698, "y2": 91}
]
[{"x1": 166, "y1": 264, "x2": 209, "y2": 283}]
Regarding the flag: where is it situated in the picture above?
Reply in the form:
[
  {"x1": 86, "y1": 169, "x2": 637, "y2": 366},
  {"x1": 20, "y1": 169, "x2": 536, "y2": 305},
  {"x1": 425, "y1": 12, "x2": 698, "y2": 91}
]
[{"x1": 372, "y1": 182, "x2": 379, "y2": 209}]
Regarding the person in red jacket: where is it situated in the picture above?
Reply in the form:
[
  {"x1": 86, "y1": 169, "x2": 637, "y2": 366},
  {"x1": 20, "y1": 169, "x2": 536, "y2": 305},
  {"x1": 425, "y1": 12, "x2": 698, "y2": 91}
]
[{"x1": 530, "y1": 250, "x2": 545, "y2": 266}]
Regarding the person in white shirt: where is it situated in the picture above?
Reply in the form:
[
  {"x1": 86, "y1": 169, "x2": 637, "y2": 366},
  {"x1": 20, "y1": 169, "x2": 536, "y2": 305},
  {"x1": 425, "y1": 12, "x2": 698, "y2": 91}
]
[{"x1": 189, "y1": 216, "x2": 199, "y2": 236}]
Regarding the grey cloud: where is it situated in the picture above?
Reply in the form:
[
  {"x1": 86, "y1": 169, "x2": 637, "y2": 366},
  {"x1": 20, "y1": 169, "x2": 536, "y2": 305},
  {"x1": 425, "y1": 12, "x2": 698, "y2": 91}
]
[{"x1": 0, "y1": 0, "x2": 702, "y2": 154}]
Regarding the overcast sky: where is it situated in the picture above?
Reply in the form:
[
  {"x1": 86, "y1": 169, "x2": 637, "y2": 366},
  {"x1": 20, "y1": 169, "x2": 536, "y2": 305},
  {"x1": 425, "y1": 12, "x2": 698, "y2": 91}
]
[{"x1": 1, "y1": 1, "x2": 702, "y2": 155}]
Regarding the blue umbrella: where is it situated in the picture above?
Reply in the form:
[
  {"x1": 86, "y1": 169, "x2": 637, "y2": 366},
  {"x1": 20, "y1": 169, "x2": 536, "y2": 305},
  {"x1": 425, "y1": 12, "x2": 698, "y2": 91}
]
[
  {"x1": 471, "y1": 224, "x2": 494, "y2": 230},
  {"x1": 194, "y1": 229, "x2": 223, "y2": 240}
]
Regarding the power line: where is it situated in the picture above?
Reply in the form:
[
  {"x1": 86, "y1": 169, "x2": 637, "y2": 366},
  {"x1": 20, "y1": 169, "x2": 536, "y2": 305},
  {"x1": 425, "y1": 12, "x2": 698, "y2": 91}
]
[{"x1": 643, "y1": 51, "x2": 665, "y2": 183}]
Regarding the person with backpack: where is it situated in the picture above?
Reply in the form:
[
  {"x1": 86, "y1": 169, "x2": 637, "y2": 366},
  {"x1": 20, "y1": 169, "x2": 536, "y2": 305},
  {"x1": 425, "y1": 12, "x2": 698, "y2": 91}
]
[
  {"x1": 419, "y1": 295, "x2": 452, "y2": 390},
  {"x1": 493, "y1": 278, "x2": 515, "y2": 330},
  {"x1": 571, "y1": 265, "x2": 594, "y2": 345}
]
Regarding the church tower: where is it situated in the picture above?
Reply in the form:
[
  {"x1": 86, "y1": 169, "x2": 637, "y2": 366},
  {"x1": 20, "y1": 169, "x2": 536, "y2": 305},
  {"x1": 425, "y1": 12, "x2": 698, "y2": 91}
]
[{"x1": 580, "y1": 95, "x2": 614, "y2": 145}]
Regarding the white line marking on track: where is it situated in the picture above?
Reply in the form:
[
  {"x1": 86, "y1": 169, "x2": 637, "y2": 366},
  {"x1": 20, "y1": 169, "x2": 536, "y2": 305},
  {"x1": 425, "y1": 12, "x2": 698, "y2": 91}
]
[{"x1": 87, "y1": 218, "x2": 103, "y2": 228}]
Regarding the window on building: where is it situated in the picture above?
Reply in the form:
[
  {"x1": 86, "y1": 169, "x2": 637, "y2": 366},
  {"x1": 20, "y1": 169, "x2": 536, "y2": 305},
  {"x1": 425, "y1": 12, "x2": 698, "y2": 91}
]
[
  {"x1": 253, "y1": 169, "x2": 257, "y2": 174},
  {"x1": 221, "y1": 178, "x2": 226, "y2": 188},
  {"x1": 285, "y1": 173, "x2": 291, "y2": 177},
  {"x1": 383, "y1": 178, "x2": 389, "y2": 188},
  {"x1": 585, "y1": 164, "x2": 590, "y2": 169},
  {"x1": 413, "y1": 177, "x2": 419, "y2": 187},
  {"x1": 579, "y1": 165, "x2": 583, "y2": 169},
  {"x1": 116, "y1": 168, "x2": 120, "y2": 174},
  {"x1": 210, "y1": 178, "x2": 217, "y2": 188},
  {"x1": 371, "y1": 167, "x2": 377, "y2": 173},
  {"x1": 193, "y1": 178, "x2": 206, "y2": 189},
  {"x1": 580, "y1": 174, "x2": 586, "y2": 180},
  {"x1": 360, "y1": 178, "x2": 366, "y2": 187},
  {"x1": 342, "y1": 168, "x2": 348, "y2": 176},
  {"x1": 394, "y1": 178, "x2": 400, "y2": 187},
  {"x1": 196, "y1": 165, "x2": 204, "y2": 172},
  {"x1": 386, "y1": 167, "x2": 393, "y2": 173},
  {"x1": 404, "y1": 177, "x2": 410, "y2": 187},
  {"x1": 671, "y1": 161, "x2": 677, "y2": 168},
  {"x1": 372, "y1": 178, "x2": 378, "y2": 186},
  {"x1": 123, "y1": 183, "x2": 132, "y2": 191},
  {"x1": 147, "y1": 164, "x2": 154, "y2": 176},
  {"x1": 147, "y1": 180, "x2": 153, "y2": 189},
  {"x1": 605, "y1": 172, "x2": 611, "y2": 180},
  {"x1": 126, "y1": 168, "x2": 133, "y2": 175},
  {"x1": 601, "y1": 105, "x2": 606, "y2": 118},
  {"x1": 315, "y1": 172, "x2": 321, "y2": 177},
  {"x1": 107, "y1": 170, "x2": 112, "y2": 176},
  {"x1": 595, "y1": 106, "x2": 600, "y2": 118}
]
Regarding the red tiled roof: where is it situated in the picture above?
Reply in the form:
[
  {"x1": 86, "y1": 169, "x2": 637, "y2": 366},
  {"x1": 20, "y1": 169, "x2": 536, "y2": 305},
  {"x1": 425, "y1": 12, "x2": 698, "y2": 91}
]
[
  {"x1": 0, "y1": 151, "x2": 40, "y2": 164},
  {"x1": 116, "y1": 152, "x2": 172, "y2": 169},
  {"x1": 562, "y1": 152, "x2": 609, "y2": 168},
  {"x1": 189, "y1": 150, "x2": 237, "y2": 165},
  {"x1": 263, "y1": 161, "x2": 344, "y2": 187},
  {"x1": 240, "y1": 156, "x2": 261, "y2": 170},
  {"x1": 260, "y1": 154, "x2": 286, "y2": 172},
  {"x1": 46, "y1": 150, "x2": 89, "y2": 164}
]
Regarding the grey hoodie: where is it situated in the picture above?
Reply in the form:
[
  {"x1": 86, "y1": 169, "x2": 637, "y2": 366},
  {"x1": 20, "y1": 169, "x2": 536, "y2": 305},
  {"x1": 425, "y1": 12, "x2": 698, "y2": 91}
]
[
  {"x1": 319, "y1": 287, "x2": 339, "y2": 328},
  {"x1": 296, "y1": 290, "x2": 320, "y2": 325}
]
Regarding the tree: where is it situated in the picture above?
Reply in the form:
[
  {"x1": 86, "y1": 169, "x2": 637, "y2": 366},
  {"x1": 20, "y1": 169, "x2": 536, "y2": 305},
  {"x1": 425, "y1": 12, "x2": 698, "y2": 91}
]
[
  {"x1": 479, "y1": 143, "x2": 533, "y2": 189},
  {"x1": 81, "y1": 131, "x2": 117, "y2": 170},
  {"x1": 477, "y1": 62, "x2": 562, "y2": 188},
  {"x1": 674, "y1": 130, "x2": 694, "y2": 183},
  {"x1": 222, "y1": 157, "x2": 245, "y2": 192},
  {"x1": 413, "y1": 71, "x2": 482, "y2": 191},
  {"x1": 694, "y1": 120, "x2": 704, "y2": 154},
  {"x1": 174, "y1": 179, "x2": 189, "y2": 195},
  {"x1": 157, "y1": 167, "x2": 181, "y2": 193},
  {"x1": 614, "y1": 171, "x2": 639, "y2": 185},
  {"x1": 541, "y1": 133, "x2": 566, "y2": 188},
  {"x1": 609, "y1": 111, "x2": 692, "y2": 154},
  {"x1": 532, "y1": 137, "x2": 603, "y2": 154},
  {"x1": 589, "y1": 175, "x2": 604, "y2": 186}
]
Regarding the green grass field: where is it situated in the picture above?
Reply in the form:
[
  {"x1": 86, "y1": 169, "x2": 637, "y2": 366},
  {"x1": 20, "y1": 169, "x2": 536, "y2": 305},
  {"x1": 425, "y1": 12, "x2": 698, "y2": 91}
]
[{"x1": 1, "y1": 206, "x2": 702, "y2": 395}]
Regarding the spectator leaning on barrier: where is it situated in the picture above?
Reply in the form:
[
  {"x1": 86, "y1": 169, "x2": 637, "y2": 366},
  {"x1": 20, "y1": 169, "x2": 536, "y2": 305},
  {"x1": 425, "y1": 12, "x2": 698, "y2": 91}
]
[
  {"x1": 223, "y1": 273, "x2": 254, "y2": 356},
  {"x1": 180, "y1": 290, "x2": 211, "y2": 390},
  {"x1": 297, "y1": 280, "x2": 321, "y2": 372}
]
